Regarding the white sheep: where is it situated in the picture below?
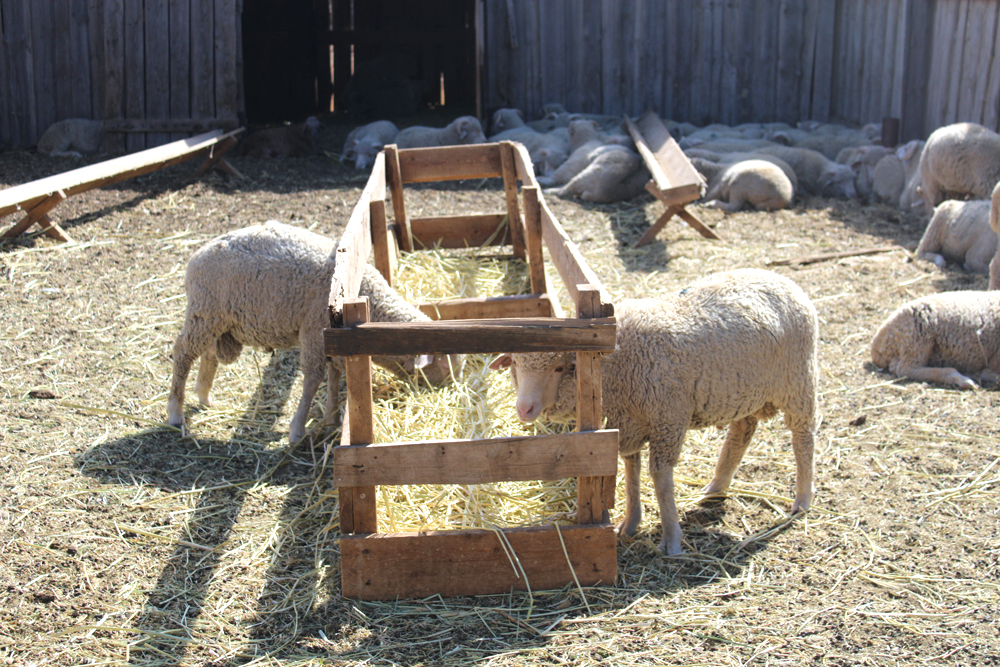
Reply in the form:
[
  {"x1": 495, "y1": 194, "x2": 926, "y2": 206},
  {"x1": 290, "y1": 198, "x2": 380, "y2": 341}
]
[
  {"x1": 987, "y1": 181, "x2": 1000, "y2": 290},
  {"x1": 489, "y1": 268, "x2": 818, "y2": 555},
  {"x1": 872, "y1": 153, "x2": 906, "y2": 206},
  {"x1": 754, "y1": 144, "x2": 857, "y2": 198},
  {"x1": 699, "y1": 159, "x2": 795, "y2": 212},
  {"x1": 394, "y1": 116, "x2": 487, "y2": 149},
  {"x1": 919, "y1": 122, "x2": 1000, "y2": 210},
  {"x1": 341, "y1": 120, "x2": 399, "y2": 170},
  {"x1": 836, "y1": 145, "x2": 891, "y2": 201},
  {"x1": 239, "y1": 117, "x2": 323, "y2": 158},
  {"x1": 536, "y1": 120, "x2": 632, "y2": 187},
  {"x1": 488, "y1": 126, "x2": 570, "y2": 175},
  {"x1": 166, "y1": 221, "x2": 464, "y2": 444},
  {"x1": 544, "y1": 147, "x2": 649, "y2": 203},
  {"x1": 36, "y1": 119, "x2": 104, "y2": 157},
  {"x1": 915, "y1": 200, "x2": 996, "y2": 274},
  {"x1": 687, "y1": 150, "x2": 799, "y2": 195},
  {"x1": 895, "y1": 140, "x2": 926, "y2": 212},
  {"x1": 489, "y1": 108, "x2": 526, "y2": 134},
  {"x1": 871, "y1": 290, "x2": 1000, "y2": 389}
]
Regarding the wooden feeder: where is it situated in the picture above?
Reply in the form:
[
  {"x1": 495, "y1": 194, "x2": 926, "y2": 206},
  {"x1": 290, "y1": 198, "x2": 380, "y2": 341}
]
[{"x1": 324, "y1": 140, "x2": 619, "y2": 601}]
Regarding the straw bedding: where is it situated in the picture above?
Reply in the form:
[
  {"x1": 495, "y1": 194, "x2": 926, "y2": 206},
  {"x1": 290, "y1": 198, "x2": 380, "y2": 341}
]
[{"x1": 1, "y1": 119, "x2": 998, "y2": 666}]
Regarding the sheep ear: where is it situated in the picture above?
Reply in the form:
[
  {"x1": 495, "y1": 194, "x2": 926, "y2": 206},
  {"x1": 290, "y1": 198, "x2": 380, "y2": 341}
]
[
  {"x1": 414, "y1": 354, "x2": 434, "y2": 369},
  {"x1": 488, "y1": 354, "x2": 513, "y2": 371},
  {"x1": 459, "y1": 123, "x2": 468, "y2": 139}
]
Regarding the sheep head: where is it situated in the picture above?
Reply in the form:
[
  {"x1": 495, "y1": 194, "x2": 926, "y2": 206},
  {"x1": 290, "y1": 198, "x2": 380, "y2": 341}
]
[{"x1": 489, "y1": 352, "x2": 577, "y2": 422}]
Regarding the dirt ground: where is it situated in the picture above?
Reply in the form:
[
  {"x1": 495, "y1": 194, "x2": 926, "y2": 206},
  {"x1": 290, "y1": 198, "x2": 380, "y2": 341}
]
[{"x1": 1, "y1": 117, "x2": 998, "y2": 667}]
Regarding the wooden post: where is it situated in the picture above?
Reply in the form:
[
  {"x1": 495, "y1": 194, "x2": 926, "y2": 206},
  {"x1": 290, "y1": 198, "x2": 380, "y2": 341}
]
[
  {"x1": 339, "y1": 297, "x2": 378, "y2": 535},
  {"x1": 370, "y1": 197, "x2": 394, "y2": 286},
  {"x1": 575, "y1": 286, "x2": 615, "y2": 524},
  {"x1": 1, "y1": 190, "x2": 68, "y2": 239},
  {"x1": 500, "y1": 142, "x2": 526, "y2": 259},
  {"x1": 384, "y1": 145, "x2": 413, "y2": 252},
  {"x1": 521, "y1": 186, "x2": 546, "y2": 296}
]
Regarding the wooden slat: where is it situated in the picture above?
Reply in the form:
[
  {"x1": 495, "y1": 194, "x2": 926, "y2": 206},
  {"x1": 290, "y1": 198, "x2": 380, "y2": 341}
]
[
  {"x1": 334, "y1": 429, "x2": 618, "y2": 487},
  {"x1": 339, "y1": 298, "x2": 377, "y2": 536},
  {"x1": 1, "y1": 190, "x2": 67, "y2": 239},
  {"x1": 0, "y1": 130, "x2": 232, "y2": 218},
  {"x1": 144, "y1": 0, "x2": 170, "y2": 147},
  {"x1": 418, "y1": 294, "x2": 553, "y2": 320},
  {"x1": 397, "y1": 143, "x2": 504, "y2": 183},
  {"x1": 522, "y1": 187, "x2": 547, "y2": 296},
  {"x1": 538, "y1": 197, "x2": 614, "y2": 316},
  {"x1": 500, "y1": 142, "x2": 526, "y2": 259},
  {"x1": 123, "y1": 0, "x2": 145, "y2": 152},
  {"x1": 410, "y1": 213, "x2": 510, "y2": 249},
  {"x1": 167, "y1": 0, "x2": 191, "y2": 141},
  {"x1": 214, "y1": 0, "x2": 240, "y2": 123},
  {"x1": 384, "y1": 145, "x2": 412, "y2": 253},
  {"x1": 371, "y1": 199, "x2": 393, "y2": 287},
  {"x1": 325, "y1": 317, "x2": 617, "y2": 357},
  {"x1": 625, "y1": 111, "x2": 704, "y2": 194},
  {"x1": 340, "y1": 523, "x2": 617, "y2": 600}
]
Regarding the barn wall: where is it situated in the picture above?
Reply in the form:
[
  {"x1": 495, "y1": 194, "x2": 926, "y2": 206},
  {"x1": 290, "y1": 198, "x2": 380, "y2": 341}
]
[
  {"x1": 482, "y1": 0, "x2": 1000, "y2": 140},
  {"x1": 0, "y1": 0, "x2": 242, "y2": 151}
]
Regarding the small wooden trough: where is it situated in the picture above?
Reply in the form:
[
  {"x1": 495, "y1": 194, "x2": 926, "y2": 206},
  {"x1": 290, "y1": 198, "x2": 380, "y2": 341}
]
[{"x1": 324, "y1": 140, "x2": 619, "y2": 601}]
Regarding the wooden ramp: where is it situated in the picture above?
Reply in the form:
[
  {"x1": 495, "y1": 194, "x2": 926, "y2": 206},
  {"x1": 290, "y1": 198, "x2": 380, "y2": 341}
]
[
  {"x1": 624, "y1": 111, "x2": 720, "y2": 247},
  {"x1": 0, "y1": 128, "x2": 244, "y2": 243}
]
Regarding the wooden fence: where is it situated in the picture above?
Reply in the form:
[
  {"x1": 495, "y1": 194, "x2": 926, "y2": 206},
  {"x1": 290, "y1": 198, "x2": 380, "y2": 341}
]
[{"x1": 481, "y1": 0, "x2": 1000, "y2": 141}]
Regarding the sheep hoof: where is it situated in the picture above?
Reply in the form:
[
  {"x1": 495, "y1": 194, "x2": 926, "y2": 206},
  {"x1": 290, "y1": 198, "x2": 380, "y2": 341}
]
[{"x1": 658, "y1": 535, "x2": 684, "y2": 556}]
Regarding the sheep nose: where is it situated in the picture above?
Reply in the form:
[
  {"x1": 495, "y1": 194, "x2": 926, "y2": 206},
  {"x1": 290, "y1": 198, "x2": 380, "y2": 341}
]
[{"x1": 516, "y1": 401, "x2": 539, "y2": 422}]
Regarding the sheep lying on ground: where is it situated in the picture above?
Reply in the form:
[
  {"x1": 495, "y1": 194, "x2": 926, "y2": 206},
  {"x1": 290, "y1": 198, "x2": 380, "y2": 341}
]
[
  {"x1": 489, "y1": 268, "x2": 818, "y2": 555},
  {"x1": 536, "y1": 120, "x2": 632, "y2": 187},
  {"x1": 837, "y1": 145, "x2": 891, "y2": 201},
  {"x1": 36, "y1": 119, "x2": 105, "y2": 157},
  {"x1": 167, "y1": 222, "x2": 464, "y2": 444},
  {"x1": 544, "y1": 147, "x2": 649, "y2": 203},
  {"x1": 239, "y1": 117, "x2": 323, "y2": 158},
  {"x1": 489, "y1": 108, "x2": 526, "y2": 134},
  {"x1": 341, "y1": 120, "x2": 399, "y2": 170},
  {"x1": 394, "y1": 116, "x2": 487, "y2": 149},
  {"x1": 698, "y1": 159, "x2": 795, "y2": 212},
  {"x1": 754, "y1": 144, "x2": 857, "y2": 198},
  {"x1": 915, "y1": 200, "x2": 996, "y2": 274},
  {"x1": 895, "y1": 140, "x2": 927, "y2": 212},
  {"x1": 489, "y1": 125, "x2": 571, "y2": 175},
  {"x1": 871, "y1": 290, "x2": 1000, "y2": 389},
  {"x1": 919, "y1": 122, "x2": 1000, "y2": 209},
  {"x1": 988, "y1": 181, "x2": 1000, "y2": 290},
  {"x1": 688, "y1": 150, "x2": 799, "y2": 197}
]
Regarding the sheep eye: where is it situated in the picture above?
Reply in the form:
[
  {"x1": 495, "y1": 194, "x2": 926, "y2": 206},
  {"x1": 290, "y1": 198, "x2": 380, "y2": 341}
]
[{"x1": 554, "y1": 366, "x2": 564, "y2": 373}]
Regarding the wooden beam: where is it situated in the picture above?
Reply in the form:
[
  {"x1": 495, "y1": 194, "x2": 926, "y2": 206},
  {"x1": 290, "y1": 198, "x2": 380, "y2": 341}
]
[
  {"x1": 522, "y1": 186, "x2": 547, "y2": 295},
  {"x1": 193, "y1": 128, "x2": 244, "y2": 177},
  {"x1": 339, "y1": 297, "x2": 377, "y2": 536},
  {"x1": 500, "y1": 141, "x2": 527, "y2": 259},
  {"x1": 102, "y1": 117, "x2": 240, "y2": 133},
  {"x1": 410, "y1": 213, "x2": 510, "y2": 249},
  {"x1": 325, "y1": 317, "x2": 617, "y2": 357},
  {"x1": 538, "y1": 197, "x2": 614, "y2": 316},
  {"x1": 340, "y1": 523, "x2": 618, "y2": 600},
  {"x1": 383, "y1": 145, "x2": 412, "y2": 252},
  {"x1": 397, "y1": 143, "x2": 504, "y2": 183},
  {"x1": 334, "y1": 429, "x2": 619, "y2": 486},
  {"x1": 1, "y1": 190, "x2": 67, "y2": 239},
  {"x1": 418, "y1": 294, "x2": 554, "y2": 320}
]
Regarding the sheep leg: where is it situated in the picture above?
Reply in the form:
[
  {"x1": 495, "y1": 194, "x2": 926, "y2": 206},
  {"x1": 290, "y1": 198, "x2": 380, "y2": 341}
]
[
  {"x1": 990, "y1": 251, "x2": 1000, "y2": 290},
  {"x1": 167, "y1": 322, "x2": 216, "y2": 428},
  {"x1": 702, "y1": 415, "x2": 759, "y2": 499},
  {"x1": 289, "y1": 365, "x2": 324, "y2": 445},
  {"x1": 891, "y1": 362, "x2": 978, "y2": 390},
  {"x1": 617, "y1": 451, "x2": 643, "y2": 537},
  {"x1": 788, "y1": 420, "x2": 816, "y2": 514},
  {"x1": 648, "y1": 428, "x2": 687, "y2": 555},
  {"x1": 979, "y1": 369, "x2": 1000, "y2": 385},
  {"x1": 194, "y1": 346, "x2": 219, "y2": 407},
  {"x1": 326, "y1": 361, "x2": 343, "y2": 427}
]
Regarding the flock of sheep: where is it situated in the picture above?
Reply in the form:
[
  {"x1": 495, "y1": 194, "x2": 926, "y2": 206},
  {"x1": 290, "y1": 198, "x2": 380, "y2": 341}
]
[{"x1": 32, "y1": 105, "x2": 998, "y2": 555}]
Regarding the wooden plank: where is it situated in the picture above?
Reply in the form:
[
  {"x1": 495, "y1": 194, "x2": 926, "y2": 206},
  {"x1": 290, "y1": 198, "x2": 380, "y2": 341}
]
[
  {"x1": 397, "y1": 144, "x2": 504, "y2": 183},
  {"x1": 500, "y1": 142, "x2": 526, "y2": 260},
  {"x1": 0, "y1": 130, "x2": 227, "y2": 218},
  {"x1": 68, "y1": 0, "x2": 92, "y2": 118},
  {"x1": 190, "y1": 0, "x2": 215, "y2": 120},
  {"x1": 31, "y1": 0, "x2": 57, "y2": 144},
  {"x1": 192, "y1": 129, "x2": 244, "y2": 177},
  {"x1": 327, "y1": 169, "x2": 379, "y2": 324},
  {"x1": 810, "y1": 0, "x2": 835, "y2": 121},
  {"x1": 87, "y1": 0, "x2": 105, "y2": 121},
  {"x1": 334, "y1": 429, "x2": 619, "y2": 487},
  {"x1": 214, "y1": 0, "x2": 240, "y2": 123},
  {"x1": 168, "y1": 0, "x2": 192, "y2": 142},
  {"x1": 522, "y1": 187, "x2": 547, "y2": 296},
  {"x1": 900, "y1": 0, "x2": 934, "y2": 140},
  {"x1": 511, "y1": 142, "x2": 538, "y2": 186},
  {"x1": 959, "y1": 0, "x2": 988, "y2": 122},
  {"x1": 538, "y1": 195, "x2": 614, "y2": 314},
  {"x1": 370, "y1": 200, "x2": 393, "y2": 287},
  {"x1": 418, "y1": 295, "x2": 554, "y2": 321},
  {"x1": 410, "y1": 213, "x2": 510, "y2": 249},
  {"x1": 325, "y1": 317, "x2": 617, "y2": 358},
  {"x1": 102, "y1": 0, "x2": 125, "y2": 152},
  {"x1": 627, "y1": 112, "x2": 705, "y2": 193},
  {"x1": 1, "y1": 190, "x2": 67, "y2": 239},
  {"x1": 340, "y1": 523, "x2": 618, "y2": 600},
  {"x1": 340, "y1": 298, "x2": 377, "y2": 537},
  {"x1": 0, "y1": 0, "x2": 34, "y2": 148},
  {"x1": 144, "y1": 0, "x2": 170, "y2": 147},
  {"x1": 981, "y1": 2, "x2": 1000, "y2": 130},
  {"x1": 124, "y1": 0, "x2": 145, "y2": 152},
  {"x1": 796, "y1": 0, "x2": 819, "y2": 124},
  {"x1": 383, "y1": 145, "x2": 412, "y2": 253},
  {"x1": 581, "y1": 0, "x2": 602, "y2": 112},
  {"x1": 777, "y1": 0, "x2": 805, "y2": 124}
]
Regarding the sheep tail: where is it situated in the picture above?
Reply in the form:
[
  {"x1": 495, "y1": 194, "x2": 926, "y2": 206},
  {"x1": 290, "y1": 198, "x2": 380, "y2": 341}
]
[{"x1": 215, "y1": 331, "x2": 243, "y2": 365}]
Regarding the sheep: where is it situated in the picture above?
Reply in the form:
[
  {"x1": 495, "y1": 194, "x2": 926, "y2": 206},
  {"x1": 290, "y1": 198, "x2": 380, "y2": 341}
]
[
  {"x1": 686, "y1": 150, "x2": 799, "y2": 195},
  {"x1": 754, "y1": 144, "x2": 857, "y2": 198},
  {"x1": 489, "y1": 108, "x2": 526, "y2": 134},
  {"x1": 166, "y1": 221, "x2": 465, "y2": 444},
  {"x1": 537, "y1": 142, "x2": 629, "y2": 188},
  {"x1": 795, "y1": 130, "x2": 875, "y2": 161},
  {"x1": 36, "y1": 119, "x2": 104, "y2": 157},
  {"x1": 919, "y1": 122, "x2": 1000, "y2": 210},
  {"x1": 489, "y1": 126, "x2": 570, "y2": 175},
  {"x1": 394, "y1": 116, "x2": 487, "y2": 149},
  {"x1": 544, "y1": 147, "x2": 649, "y2": 203},
  {"x1": 836, "y1": 145, "x2": 891, "y2": 201},
  {"x1": 699, "y1": 159, "x2": 795, "y2": 212},
  {"x1": 872, "y1": 153, "x2": 906, "y2": 205},
  {"x1": 895, "y1": 140, "x2": 926, "y2": 212},
  {"x1": 870, "y1": 290, "x2": 1000, "y2": 389},
  {"x1": 915, "y1": 200, "x2": 996, "y2": 274},
  {"x1": 238, "y1": 117, "x2": 323, "y2": 158},
  {"x1": 341, "y1": 120, "x2": 399, "y2": 170},
  {"x1": 987, "y1": 181, "x2": 1000, "y2": 290},
  {"x1": 488, "y1": 268, "x2": 818, "y2": 555}
]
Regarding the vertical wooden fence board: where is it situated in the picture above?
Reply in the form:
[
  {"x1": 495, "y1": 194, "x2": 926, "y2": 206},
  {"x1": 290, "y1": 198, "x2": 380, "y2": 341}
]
[
  {"x1": 883, "y1": 0, "x2": 903, "y2": 123},
  {"x1": 627, "y1": 0, "x2": 644, "y2": 117},
  {"x1": 642, "y1": 0, "x2": 665, "y2": 116},
  {"x1": 945, "y1": 0, "x2": 969, "y2": 126},
  {"x1": 809, "y1": 0, "x2": 835, "y2": 121},
  {"x1": 87, "y1": 0, "x2": 105, "y2": 121},
  {"x1": 674, "y1": 0, "x2": 693, "y2": 122},
  {"x1": 31, "y1": 0, "x2": 56, "y2": 142},
  {"x1": 0, "y1": 1, "x2": 10, "y2": 147},
  {"x1": 720, "y1": 0, "x2": 741, "y2": 125},
  {"x1": 859, "y1": 1, "x2": 880, "y2": 123},
  {"x1": 663, "y1": 0, "x2": 679, "y2": 120},
  {"x1": 124, "y1": 0, "x2": 146, "y2": 152},
  {"x1": 190, "y1": 0, "x2": 214, "y2": 121},
  {"x1": 777, "y1": 0, "x2": 804, "y2": 126},
  {"x1": 61, "y1": 0, "x2": 84, "y2": 118},
  {"x1": 796, "y1": 0, "x2": 819, "y2": 125},
  {"x1": 982, "y1": 3, "x2": 1000, "y2": 130},
  {"x1": 169, "y1": 0, "x2": 192, "y2": 141},
  {"x1": 751, "y1": 2, "x2": 777, "y2": 123},
  {"x1": 0, "y1": 0, "x2": 36, "y2": 147},
  {"x1": 600, "y1": 0, "x2": 621, "y2": 117},
  {"x1": 734, "y1": 0, "x2": 757, "y2": 124},
  {"x1": 102, "y1": 0, "x2": 125, "y2": 152},
  {"x1": 214, "y1": 0, "x2": 239, "y2": 125},
  {"x1": 144, "y1": 0, "x2": 170, "y2": 147},
  {"x1": 927, "y1": 1, "x2": 957, "y2": 131},
  {"x1": 900, "y1": 0, "x2": 934, "y2": 141},
  {"x1": 960, "y1": 0, "x2": 990, "y2": 122}
]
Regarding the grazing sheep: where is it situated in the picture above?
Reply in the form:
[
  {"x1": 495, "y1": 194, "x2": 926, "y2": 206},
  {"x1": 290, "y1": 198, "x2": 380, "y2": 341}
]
[
  {"x1": 915, "y1": 200, "x2": 996, "y2": 273},
  {"x1": 167, "y1": 222, "x2": 464, "y2": 444},
  {"x1": 36, "y1": 119, "x2": 104, "y2": 157},
  {"x1": 341, "y1": 120, "x2": 399, "y2": 170},
  {"x1": 489, "y1": 268, "x2": 818, "y2": 555},
  {"x1": 919, "y1": 122, "x2": 1000, "y2": 210},
  {"x1": 987, "y1": 181, "x2": 1000, "y2": 290},
  {"x1": 871, "y1": 290, "x2": 1000, "y2": 389},
  {"x1": 754, "y1": 145, "x2": 857, "y2": 198},
  {"x1": 239, "y1": 117, "x2": 323, "y2": 158},
  {"x1": 544, "y1": 147, "x2": 649, "y2": 203},
  {"x1": 700, "y1": 159, "x2": 795, "y2": 212},
  {"x1": 394, "y1": 116, "x2": 487, "y2": 149}
]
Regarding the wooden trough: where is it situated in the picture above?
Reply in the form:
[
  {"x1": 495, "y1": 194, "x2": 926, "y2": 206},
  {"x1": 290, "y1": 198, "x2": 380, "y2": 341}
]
[{"x1": 324, "y1": 141, "x2": 620, "y2": 601}]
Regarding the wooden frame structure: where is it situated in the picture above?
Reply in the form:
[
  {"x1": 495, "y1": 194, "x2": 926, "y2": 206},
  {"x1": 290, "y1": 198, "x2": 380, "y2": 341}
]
[
  {"x1": 324, "y1": 141, "x2": 619, "y2": 601},
  {"x1": 0, "y1": 129, "x2": 244, "y2": 243},
  {"x1": 624, "y1": 111, "x2": 720, "y2": 247}
]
